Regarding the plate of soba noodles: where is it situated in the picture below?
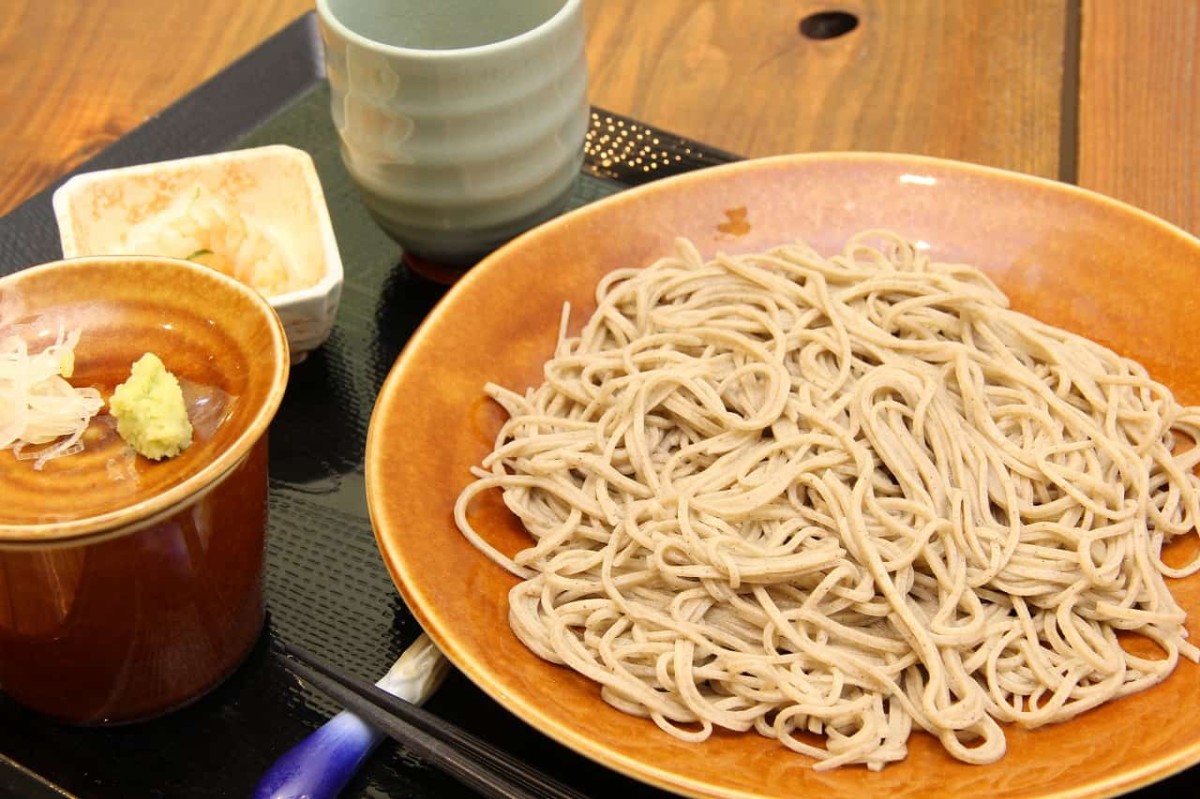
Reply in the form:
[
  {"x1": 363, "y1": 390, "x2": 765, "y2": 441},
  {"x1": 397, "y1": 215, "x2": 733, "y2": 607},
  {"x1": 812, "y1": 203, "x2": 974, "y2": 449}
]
[{"x1": 365, "y1": 152, "x2": 1200, "y2": 798}]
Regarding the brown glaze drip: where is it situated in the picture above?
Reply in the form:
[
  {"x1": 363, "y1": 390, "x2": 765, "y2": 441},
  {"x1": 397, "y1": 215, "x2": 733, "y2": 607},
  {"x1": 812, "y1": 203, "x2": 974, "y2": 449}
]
[{"x1": 716, "y1": 206, "x2": 751, "y2": 236}]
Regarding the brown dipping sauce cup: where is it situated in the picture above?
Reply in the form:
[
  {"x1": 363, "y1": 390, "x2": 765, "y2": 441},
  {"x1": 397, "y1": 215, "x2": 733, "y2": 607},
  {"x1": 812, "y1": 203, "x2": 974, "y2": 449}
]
[{"x1": 0, "y1": 256, "x2": 289, "y2": 724}]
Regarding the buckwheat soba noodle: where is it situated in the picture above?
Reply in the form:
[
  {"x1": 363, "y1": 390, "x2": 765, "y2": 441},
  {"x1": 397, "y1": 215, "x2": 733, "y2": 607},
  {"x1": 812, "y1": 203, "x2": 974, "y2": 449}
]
[{"x1": 453, "y1": 230, "x2": 1200, "y2": 771}]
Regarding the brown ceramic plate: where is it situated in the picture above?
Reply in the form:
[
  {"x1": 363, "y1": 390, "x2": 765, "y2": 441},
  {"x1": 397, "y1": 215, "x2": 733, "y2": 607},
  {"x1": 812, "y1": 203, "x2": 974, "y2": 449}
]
[{"x1": 365, "y1": 153, "x2": 1200, "y2": 799}]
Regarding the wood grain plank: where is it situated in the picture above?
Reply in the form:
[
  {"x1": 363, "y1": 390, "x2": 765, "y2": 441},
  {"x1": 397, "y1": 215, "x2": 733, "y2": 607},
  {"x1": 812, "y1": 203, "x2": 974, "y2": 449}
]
[
  {"x1": 583, "y1": 0, "x2": 1068, "y2": 177},
  {"x1": 0, "y1": 0, "x2": 1076, "y2": 219},
  {"x1": 0, "y1": 0, "x2": 312, "y2": 216},
  {"x1": 1078, "y1": 0, "x2": 1198, "y2": 234}
]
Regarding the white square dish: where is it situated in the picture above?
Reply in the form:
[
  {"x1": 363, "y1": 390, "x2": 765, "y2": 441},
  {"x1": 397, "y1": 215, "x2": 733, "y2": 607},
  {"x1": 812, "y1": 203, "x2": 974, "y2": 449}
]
[{"x1": 52, "y1": 145, "x2": 343, "y2": 360}]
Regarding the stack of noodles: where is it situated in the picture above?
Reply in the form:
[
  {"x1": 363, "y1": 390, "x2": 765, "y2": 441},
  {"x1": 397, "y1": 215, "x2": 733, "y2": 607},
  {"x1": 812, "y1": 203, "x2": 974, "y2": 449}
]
[{"x1": 454, "y1": 231, "x2": 1200, "y2": 770}]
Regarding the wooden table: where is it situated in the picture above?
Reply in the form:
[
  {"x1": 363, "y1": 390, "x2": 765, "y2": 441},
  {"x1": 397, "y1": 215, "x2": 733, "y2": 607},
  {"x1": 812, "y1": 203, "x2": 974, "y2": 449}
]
[{"x1": 2, "y1": 0, "x2": 1196, "y2": 235}]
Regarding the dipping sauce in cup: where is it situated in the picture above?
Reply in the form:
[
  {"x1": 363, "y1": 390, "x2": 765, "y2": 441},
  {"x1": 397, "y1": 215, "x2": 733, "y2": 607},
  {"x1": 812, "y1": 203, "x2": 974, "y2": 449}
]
[{"x1": 0, "y1": 256, "x2": 289, "y2": 724}]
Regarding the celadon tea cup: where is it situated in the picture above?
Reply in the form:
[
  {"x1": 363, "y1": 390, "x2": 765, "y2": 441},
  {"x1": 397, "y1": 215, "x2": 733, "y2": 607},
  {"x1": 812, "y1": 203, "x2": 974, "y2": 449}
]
[{"x1": 316, "y1": 0, "x2": 589, "y2": 267}]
